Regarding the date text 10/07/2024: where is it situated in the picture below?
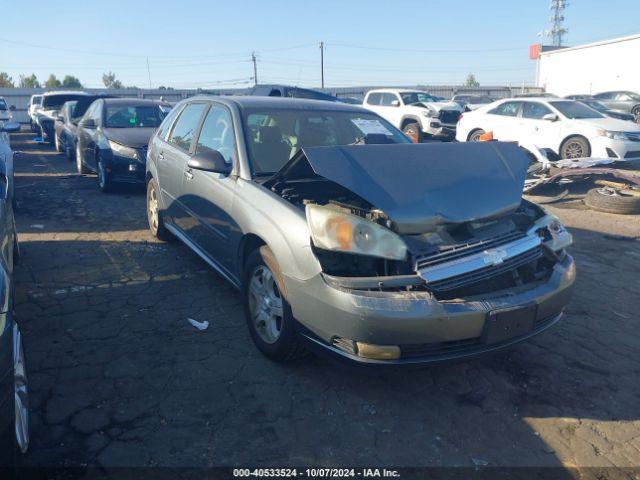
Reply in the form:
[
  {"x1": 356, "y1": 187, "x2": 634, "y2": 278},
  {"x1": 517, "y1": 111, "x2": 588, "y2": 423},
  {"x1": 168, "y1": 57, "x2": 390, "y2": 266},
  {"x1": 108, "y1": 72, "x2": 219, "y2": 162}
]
[{"x1": 233, "y1": 468, "x2": 401, "y2": 478}]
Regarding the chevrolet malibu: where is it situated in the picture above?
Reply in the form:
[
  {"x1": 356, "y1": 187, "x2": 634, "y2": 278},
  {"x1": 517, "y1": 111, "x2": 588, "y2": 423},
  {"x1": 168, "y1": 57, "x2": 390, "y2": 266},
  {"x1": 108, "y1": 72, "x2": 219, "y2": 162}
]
[{"x1": 146, "y1": 96, "x2": 575, "y2": 365}]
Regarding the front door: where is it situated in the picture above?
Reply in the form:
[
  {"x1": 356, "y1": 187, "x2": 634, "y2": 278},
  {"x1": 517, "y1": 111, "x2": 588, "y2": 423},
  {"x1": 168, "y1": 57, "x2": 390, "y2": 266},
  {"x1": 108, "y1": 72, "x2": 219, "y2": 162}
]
[{"x1": 179, "y1": 104, "x2": 238, "y2": 274}]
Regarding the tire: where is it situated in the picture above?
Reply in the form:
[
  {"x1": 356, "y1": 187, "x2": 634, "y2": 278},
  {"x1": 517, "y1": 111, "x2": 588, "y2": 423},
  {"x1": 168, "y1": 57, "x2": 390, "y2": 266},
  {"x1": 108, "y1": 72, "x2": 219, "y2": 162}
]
[
  {"x1": 243, "y1": 246, "x2": 306, "y2": 362},
  {"x1": 631, "y1": 105, "x2": 640, "y2": 117},
  {"x1": 146, "y1": 178, "x2": 173, "y2": 241},
  {"x1": 76, "y1": 144, "x2": 89, "y2": 174},
  {"x1": 468, "y1": 129, "x2": 485, "y2": 142},
  {"x1": 65, "y1": 140, "x2": 74, "y2": 161},
  {"x1": 96, "y1": 153, "x2": 113, "y2": 193},
  {"x1": 402, "y1": 122, "x2": 423, "y2": 143},
  {"x1": 54, "y1": 133, "x2": 62, "y2": 153},
  {"x1": 584, "y1": 187, "x2": 640, "y2": 214},
  {"x1": 560, "y1": 136, "x2": 590, "y2": 159},
  {"x1": 12, "y1": 322, "x2": 29, "y2": 456}
]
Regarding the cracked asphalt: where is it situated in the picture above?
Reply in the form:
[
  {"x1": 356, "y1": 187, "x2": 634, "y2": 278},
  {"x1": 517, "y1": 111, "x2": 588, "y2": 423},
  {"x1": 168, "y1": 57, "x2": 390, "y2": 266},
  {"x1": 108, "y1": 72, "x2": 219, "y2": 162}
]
[{"x1": 10, "y1": 129, "x2": 640, "y2": 475}]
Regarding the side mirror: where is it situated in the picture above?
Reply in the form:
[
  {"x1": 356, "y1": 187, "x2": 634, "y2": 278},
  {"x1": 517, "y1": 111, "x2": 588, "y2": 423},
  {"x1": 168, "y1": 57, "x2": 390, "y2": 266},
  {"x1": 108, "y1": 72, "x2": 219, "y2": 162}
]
[
  {"x1": 188, "y1": 150, "x2": 232, "y2": 175},
  {"x1": 9, "y1": 105, "x2": 15, "y2": 111},
  {"x1": 542, "y1": 113, "x2": 558, "y2": 122},
  {"x1": 390, "y1": 99, "x2": 400, "y2": 107},
  {"x1": 0, "y1": 122, "x2": 20, "y2": 133},
  {"x1": 80, "y1": 119, "x2": 96, "y2": 129}
]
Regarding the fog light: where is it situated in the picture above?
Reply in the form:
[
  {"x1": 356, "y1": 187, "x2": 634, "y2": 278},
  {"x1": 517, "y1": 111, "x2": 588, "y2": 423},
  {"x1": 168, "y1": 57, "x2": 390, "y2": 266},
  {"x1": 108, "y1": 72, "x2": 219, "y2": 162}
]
[{"x1": 356, "y1": 342, "x2": 401, "y2": 360}]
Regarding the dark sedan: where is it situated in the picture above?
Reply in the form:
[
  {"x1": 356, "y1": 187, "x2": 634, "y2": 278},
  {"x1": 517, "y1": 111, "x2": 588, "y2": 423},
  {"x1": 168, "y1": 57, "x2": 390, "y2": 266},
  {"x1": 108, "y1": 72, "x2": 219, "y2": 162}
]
[
  {"x1": 76, "y1": 98, "x2": 170, "y2": 192},
  {"x1": 0, "y1": 122, "x2": 28, "y2": 464}
]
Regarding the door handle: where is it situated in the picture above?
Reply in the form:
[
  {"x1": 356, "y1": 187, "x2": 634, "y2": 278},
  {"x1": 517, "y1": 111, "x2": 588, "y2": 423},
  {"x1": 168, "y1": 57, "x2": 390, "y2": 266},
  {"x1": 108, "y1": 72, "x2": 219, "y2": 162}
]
[{"x1": 184, "y1": 169, "x2": 194, "y2": 180}]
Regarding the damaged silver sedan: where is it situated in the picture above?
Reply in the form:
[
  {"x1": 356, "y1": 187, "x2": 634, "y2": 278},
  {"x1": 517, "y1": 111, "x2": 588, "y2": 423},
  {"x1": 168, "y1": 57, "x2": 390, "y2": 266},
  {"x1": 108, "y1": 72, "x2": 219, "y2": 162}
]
[{"x1": 146, "y1": 96, "x2": 575, "y2": 365}]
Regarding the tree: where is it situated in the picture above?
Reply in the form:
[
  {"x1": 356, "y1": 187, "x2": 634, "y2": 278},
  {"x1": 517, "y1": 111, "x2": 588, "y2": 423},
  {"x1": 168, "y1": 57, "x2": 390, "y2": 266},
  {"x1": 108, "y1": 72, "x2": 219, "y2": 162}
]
[
  {"x1": 0, "y1": 72, "x2": 14, "y2": 88},
  {"x1": 102, "y1": 71, "x2": 123, "y2": 89},
  {"x1": 62, "y1": 75, "x2": 82, "y2": 88},
  {"x1": 465, "y1": 74, "x2": 479, "y2": 88},
  {"x1": 44, "y1": 74, "x2": 62, "y2": 88},
  {"x1": 19, "y1": 74, "x2": 40, "y2": 88}
]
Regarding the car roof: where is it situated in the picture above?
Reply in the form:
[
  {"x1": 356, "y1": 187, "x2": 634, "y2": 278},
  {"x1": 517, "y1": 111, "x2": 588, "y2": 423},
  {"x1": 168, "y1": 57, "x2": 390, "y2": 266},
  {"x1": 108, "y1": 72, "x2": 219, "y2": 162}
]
[
  {"x1": 183, "y1": 95, "x2": 366, "y2": 112},
  {"x1": 42, "y1": 90, "x2": 89, "y2": 97},
  {"x1": 367, "y1": 88, "x2": 426, "y2": 94},
  {"x1": 102, "y1": 97, "x2": 169, "y2": 106}
]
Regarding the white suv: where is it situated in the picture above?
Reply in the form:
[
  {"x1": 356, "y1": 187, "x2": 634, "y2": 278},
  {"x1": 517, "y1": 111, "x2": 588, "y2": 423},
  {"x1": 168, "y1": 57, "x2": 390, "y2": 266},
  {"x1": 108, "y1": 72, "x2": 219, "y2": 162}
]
[
  {"x1": 362, "y1": 89, "x2": 462, "y2": 142},
  {"x1": 456, "y1": 98, "x2": 640, "y2": 160}
]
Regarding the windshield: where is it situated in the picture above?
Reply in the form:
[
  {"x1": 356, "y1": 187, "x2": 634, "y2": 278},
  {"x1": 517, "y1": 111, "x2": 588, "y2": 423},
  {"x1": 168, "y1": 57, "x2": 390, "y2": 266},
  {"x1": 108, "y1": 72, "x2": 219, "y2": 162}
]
[
  {"x1": 400, "y1": 92, "x2": 437, "y2": 105},
  {"x1": 42, "y1": 94, "x2": 86, "y2": 109},
  {"x1": 581, "y1": 101, "x2": 607, "y2": 113},
  {"x1": 105, "y1": 104, "x2": 166, "y2": 128},
  {"x1": 242, "y1": 108, "x2": 410, "y2": 175},
  {"x1": 0, "y1": 99, "x2": 6, "y2": 111},
  {"x1": 549, "y1": 101, "x2": 604, "y2": 119}
]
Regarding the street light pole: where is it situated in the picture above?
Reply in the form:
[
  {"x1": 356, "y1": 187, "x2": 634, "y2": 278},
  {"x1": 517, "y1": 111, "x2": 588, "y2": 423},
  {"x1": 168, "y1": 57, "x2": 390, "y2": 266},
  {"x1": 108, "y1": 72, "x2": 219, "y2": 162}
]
[{"x1": 320, "y1": 41, "x2": 324, "y2": 88}]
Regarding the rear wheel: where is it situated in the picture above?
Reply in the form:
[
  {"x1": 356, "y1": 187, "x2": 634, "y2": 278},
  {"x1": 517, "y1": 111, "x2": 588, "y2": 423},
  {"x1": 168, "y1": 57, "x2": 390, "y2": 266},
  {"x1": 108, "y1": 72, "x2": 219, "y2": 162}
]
[
  {"x1": 402, "y1": 122, "x2": 423, "y2": 143},
  {"x1": 243, "y1": 246, "x2": 306, "y2": 362},
  {"x1": 631, "y1": 105, "x2": 640, "y2": 117},
  {"x1": 560, "y1": 136, "x2": 590, "y2": 159},
  {"x1": 76, "y1": 144, "x2": 89, "y2": 174},
  {"x1": 468, "y1": 129, "x2": 485, "y2": 142},
  {"x1": 146, "y1": 178, "x2": 173, "y2": 241}
]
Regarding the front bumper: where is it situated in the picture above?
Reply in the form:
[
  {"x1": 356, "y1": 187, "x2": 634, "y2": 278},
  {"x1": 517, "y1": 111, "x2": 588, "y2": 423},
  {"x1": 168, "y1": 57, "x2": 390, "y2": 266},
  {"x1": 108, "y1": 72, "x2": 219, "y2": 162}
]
[
  {"x1": 105, "y1": 154, "x2": 146, "y2": 184},
  {"x1": 285, "y1": 254, "x2": 575, "y2": 365},
  {"x1": 591, "y1": 136, "x2": 640, "y2": 159}
]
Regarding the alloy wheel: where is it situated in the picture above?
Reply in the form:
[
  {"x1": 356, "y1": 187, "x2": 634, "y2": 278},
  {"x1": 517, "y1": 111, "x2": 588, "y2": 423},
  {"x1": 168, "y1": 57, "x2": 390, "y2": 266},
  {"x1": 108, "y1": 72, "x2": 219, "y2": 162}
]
[
  {"x1": 148, "y1": 184, "x2": 159, "y2": 232},
  {"x1": 564, "y1": 141, "x2": 584, "y2": 159},
  {"x1": 13, "y1": 323, "x2": 29, "y2": 453},
  {"x1": 247, "y1": 265, "x2": 284, "y2": 344}
]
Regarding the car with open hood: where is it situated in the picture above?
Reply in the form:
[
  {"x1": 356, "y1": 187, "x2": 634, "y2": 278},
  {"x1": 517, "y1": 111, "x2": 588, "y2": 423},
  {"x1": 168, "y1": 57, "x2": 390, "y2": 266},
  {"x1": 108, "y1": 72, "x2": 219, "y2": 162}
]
[
  {"x1": 363, "y1": 89, "x2": 462, "y2": 142},
  {"x1": 34, "y1": 91, "x2": 89, "y2": 143},
  {"x1": 145, "y1": 96, "x2": 575, "y2": 366},
  {"x1": 76, "y1": 97, "x2": 170, "y2": 192}
]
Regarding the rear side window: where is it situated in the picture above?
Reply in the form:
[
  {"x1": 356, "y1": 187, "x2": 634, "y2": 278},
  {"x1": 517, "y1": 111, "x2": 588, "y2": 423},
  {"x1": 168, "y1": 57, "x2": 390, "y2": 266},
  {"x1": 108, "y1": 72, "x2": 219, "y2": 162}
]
[
  {"x1": 366, "y1": 93, "x2": 382, "y2": 105},
  {"x1": 168, "y1": 103, "x2": 207, "y2": 151},
  {"x1": 489, "y1": 101, "x2": 521, "y2": 117},
  {"x1": 380, "y1": 93, "x2": 399, "y2": 106}
]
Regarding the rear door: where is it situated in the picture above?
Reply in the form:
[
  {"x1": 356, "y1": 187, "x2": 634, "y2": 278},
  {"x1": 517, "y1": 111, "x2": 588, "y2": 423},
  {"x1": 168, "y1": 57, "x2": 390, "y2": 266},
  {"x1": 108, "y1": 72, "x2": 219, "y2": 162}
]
[
  {"x1": 158, "y1": 103, "x2": 207, "y2": 225},
  {"x1": 178, "y1": 103, "x2": 239, "y2": 274},
  {"x1": 363, "y1": 92, "x2": 384, "y2": 118},
  {"x1": 484, "y1": 101, "x2": 523, "y2": 141}
]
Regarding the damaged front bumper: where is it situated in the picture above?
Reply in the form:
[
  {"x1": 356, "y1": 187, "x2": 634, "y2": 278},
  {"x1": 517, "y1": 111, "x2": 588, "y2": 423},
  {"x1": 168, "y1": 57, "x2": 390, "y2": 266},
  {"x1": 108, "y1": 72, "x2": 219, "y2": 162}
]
[{"x1": 285, "y1": 254, "x2": 575, "y2": 366}]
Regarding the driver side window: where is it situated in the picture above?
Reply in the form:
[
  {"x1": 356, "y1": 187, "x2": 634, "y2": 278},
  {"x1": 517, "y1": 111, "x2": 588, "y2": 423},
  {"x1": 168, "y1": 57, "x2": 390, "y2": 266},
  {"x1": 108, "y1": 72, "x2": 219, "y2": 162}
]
[{"x1": 195, "y1": 105, "x2": 235, "y2": 164}]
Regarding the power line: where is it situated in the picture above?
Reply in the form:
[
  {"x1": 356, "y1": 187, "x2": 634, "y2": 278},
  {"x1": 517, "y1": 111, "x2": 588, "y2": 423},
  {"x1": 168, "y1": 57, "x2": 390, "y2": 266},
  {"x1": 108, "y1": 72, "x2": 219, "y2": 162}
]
[{"x1": 329, "y1": 42, "x2": 527, "y2": 53}]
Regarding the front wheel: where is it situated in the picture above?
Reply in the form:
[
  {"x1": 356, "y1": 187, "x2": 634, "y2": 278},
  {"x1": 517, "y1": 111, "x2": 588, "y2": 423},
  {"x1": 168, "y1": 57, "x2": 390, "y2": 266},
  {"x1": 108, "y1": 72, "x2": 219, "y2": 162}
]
[
  {"x1": 146, "y1": 178, "x2": 173, "y2": 241},
  {"x1": 13, "y1": 322, "x2": 29, "y2": 455},
  {"x1": 560, "y1": 136, "x2": 590, "y2": 159},
  {"x1": 76, "y1": 145, "x2": 89, "y2": 174},
  {"x1": 96, "y1": 154, "x2": 113, "y2": 193},
  {"x1": 631, "y1": 105, "x2": 640, "y2": 117},
  {"x1": 243, "y1": 246, "x2": 306, "y2": 362},
  {"x1": 402, "y1": 122, "x2": 423, "y2": 143}
]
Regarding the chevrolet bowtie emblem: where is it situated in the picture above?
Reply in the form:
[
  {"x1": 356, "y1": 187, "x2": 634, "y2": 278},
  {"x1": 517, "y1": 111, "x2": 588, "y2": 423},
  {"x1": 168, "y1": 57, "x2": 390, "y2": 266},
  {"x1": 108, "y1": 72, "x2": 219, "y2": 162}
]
[{"x1": 483, "y1": 248, "x2": 508, "y2": 266}]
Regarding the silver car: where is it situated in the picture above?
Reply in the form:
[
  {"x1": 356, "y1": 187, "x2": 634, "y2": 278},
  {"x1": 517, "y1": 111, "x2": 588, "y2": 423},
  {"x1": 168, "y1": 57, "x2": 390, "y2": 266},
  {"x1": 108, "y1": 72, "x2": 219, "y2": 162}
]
[
  {"x1": 146, "y1": 96, "x2": 575, "y2": 365},
  {"x1": 592, "y1": 91, "x2": 640, "y2": 118}
]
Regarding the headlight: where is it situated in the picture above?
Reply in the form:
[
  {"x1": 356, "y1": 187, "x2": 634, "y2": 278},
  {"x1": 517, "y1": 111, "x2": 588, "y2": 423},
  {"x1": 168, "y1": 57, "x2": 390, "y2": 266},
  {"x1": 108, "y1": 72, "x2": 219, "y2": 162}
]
[
  {"x1": 306, "y1": 204, "x2": 407, "y2": 261},
  {"x1": 597, "y1": 129, "x2": 631, "y2": 141},
  {"x1": 421, "y1": 110, "x2": 437, "y2": 118},
  {"x1": 528, "y1": 214, "x2": 572, "y2": 252},
  {"x1": 108, "y1": 140, "x2": 138, "y2": 159}
]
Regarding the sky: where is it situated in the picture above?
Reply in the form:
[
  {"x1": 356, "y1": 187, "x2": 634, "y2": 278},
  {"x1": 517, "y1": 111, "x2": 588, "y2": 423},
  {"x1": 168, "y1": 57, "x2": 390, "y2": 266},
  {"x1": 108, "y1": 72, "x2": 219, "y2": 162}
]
[{"x1": 1, "y1": 0, "x2": 639, "y2": 90}]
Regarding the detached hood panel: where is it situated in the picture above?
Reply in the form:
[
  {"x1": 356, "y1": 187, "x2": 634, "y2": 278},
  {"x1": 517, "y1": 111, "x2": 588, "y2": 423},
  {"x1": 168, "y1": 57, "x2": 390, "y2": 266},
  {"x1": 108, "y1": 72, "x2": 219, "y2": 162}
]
[{"x1": 270, "y1": 142, "x2": 530, "y2": 234}]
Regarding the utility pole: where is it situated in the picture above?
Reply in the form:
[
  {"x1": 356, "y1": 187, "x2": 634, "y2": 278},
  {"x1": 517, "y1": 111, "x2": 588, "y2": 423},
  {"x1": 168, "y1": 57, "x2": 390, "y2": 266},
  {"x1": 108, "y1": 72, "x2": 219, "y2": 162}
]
[
  {"x1": 251, "y1": 52, "x2": 258, "y2": 86},
  {"x1": 547, "y1": 0, "x2": 568, "y2": 47},
  {"x1": 146, "y1": 57, "x2": 152, "y2": 89},
  {"x1": 319, "y1": 41, "x2": 325, "y2": 88}
]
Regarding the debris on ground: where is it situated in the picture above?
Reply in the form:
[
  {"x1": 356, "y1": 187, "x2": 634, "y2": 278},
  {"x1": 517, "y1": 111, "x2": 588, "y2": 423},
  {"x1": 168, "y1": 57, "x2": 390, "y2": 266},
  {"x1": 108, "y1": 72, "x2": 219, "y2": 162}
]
[{"x1": 187, "y1": 318, "x2": 209, "y2": 331}]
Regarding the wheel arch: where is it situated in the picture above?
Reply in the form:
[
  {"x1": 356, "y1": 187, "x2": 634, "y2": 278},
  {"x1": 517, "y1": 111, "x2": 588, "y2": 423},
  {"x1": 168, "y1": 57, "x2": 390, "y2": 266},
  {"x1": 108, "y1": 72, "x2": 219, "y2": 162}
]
[
  {"x1": 238, "y1": 233, "x2": 267, "y2": 279},
  {"x1": 400, "y1": 115, "x2": 421, "y2": 130},
  {"x1": 558, "y1": 133, "x2": 591, "y2": 156}
]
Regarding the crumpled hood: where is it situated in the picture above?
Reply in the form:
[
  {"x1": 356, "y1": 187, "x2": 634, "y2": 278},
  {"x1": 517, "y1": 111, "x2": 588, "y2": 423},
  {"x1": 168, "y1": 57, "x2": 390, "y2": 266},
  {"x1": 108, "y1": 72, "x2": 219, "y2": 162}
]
[
  {"x1": 268, "y1": 142, "x2": 530, "y2": 234},
  {"x1": 102, "y1": 127, "x2": 156, "y2": 148}
]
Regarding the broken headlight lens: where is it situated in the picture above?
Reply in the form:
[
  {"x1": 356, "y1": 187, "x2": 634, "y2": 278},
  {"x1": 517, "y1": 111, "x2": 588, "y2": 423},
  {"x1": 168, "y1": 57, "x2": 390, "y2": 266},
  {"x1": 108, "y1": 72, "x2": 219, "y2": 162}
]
[
  {"x1": 529, "y1": 215, "x2": 573, "y2": 252},
  {"x1": 108, "y1": 140, "x2": 138, "y2": 159},
  {"x1": 306, "y1": 204, "x2": 407, "y2": 261}
]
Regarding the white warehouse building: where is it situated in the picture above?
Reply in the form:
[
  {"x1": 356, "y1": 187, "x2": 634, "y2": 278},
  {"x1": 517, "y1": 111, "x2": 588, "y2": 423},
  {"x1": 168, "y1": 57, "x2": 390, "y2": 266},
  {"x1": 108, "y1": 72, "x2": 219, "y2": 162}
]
[{"x1": 537, "y1": 33, "x2": 640, "y2": 96}]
